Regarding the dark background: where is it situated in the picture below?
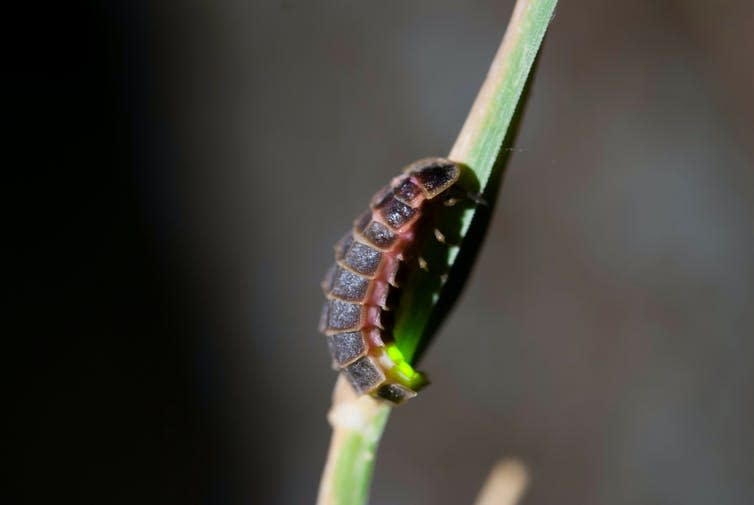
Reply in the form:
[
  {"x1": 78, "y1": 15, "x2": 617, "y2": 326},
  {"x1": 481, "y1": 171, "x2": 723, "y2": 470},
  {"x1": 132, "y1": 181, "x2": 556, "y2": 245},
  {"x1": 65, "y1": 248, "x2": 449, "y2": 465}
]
[{"x1": 9, "y1": 1, "x2": 754, "y2": 504}]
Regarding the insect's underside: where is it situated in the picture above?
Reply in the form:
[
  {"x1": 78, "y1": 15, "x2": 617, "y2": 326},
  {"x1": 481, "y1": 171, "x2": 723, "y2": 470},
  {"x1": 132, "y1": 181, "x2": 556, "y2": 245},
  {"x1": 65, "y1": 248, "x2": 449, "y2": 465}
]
[{"x1": 319, "y1": 157, "x2": 461, "y2": 405}]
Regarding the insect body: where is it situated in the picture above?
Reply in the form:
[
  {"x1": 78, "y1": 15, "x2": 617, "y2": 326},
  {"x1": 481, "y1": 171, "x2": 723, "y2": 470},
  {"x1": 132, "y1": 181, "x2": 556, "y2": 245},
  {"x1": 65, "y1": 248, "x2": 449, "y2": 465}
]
[{"x1": 319, "y1": 157, "x2": 461, "y2": 404}]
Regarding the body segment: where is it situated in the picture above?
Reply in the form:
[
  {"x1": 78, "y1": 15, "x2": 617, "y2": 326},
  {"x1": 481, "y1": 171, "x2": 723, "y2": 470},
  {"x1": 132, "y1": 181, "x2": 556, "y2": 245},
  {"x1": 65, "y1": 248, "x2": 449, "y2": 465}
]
[{"x1": 319, "y1": 157, "x2": 461, "y2": 404}]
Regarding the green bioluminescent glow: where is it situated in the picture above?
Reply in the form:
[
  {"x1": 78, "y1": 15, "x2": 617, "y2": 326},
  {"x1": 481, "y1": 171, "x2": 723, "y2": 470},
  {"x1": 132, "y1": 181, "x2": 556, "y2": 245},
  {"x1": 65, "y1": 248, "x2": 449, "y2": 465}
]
[{"x1": 385, "y1": 343, "x2": 425, "y2": 390}]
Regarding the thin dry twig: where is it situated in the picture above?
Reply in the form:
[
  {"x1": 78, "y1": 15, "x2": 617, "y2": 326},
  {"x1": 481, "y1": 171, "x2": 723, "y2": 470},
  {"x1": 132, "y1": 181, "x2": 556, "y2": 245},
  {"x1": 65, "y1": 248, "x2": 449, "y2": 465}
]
[{"x1": 473, "y1": 460, "x2": 529, "y2": 505}]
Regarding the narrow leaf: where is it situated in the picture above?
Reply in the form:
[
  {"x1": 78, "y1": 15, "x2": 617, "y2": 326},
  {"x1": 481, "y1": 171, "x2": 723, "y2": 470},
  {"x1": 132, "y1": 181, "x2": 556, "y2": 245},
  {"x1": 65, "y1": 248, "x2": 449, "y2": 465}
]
[{"x1": 394, "y1": 0, "x2": 557, "y2": 364}]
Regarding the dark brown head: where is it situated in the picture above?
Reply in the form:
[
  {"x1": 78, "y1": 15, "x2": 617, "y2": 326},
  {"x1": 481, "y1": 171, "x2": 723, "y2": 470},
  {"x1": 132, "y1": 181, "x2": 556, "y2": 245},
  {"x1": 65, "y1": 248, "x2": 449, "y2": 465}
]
[{"x1": 403, "y1": 157, "x2": 461, "y2": 199}]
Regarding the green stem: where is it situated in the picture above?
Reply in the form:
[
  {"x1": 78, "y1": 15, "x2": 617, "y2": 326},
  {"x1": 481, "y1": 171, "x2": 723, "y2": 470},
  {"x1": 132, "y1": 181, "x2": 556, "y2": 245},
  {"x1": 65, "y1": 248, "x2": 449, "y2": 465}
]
[
  {"x1": 330, "y1": 408, "x2": 390, "y2": 505},
  {"x1": 317, "y1": 380, "x2": 391, "y2": 505},
  {"x1": 318, "y1": 1, "x2": 557, "y2": 504}
]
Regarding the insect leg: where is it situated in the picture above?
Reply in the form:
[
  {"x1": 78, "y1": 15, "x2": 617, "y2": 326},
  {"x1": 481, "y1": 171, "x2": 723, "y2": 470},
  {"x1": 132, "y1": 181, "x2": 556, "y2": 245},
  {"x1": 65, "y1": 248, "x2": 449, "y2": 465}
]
[
  {"x1": 433, "y1": 227, "x2": 464, "y2": 247},
  {"x1": 442, "y1": 187, "x2": 487, "y2": 207}
]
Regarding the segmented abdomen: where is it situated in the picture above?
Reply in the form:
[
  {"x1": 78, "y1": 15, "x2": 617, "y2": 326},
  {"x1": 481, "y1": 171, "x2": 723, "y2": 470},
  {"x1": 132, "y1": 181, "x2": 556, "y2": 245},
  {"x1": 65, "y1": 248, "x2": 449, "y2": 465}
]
[{"x1": 319, "y1": 157, "x2": 460, "y2": 404}]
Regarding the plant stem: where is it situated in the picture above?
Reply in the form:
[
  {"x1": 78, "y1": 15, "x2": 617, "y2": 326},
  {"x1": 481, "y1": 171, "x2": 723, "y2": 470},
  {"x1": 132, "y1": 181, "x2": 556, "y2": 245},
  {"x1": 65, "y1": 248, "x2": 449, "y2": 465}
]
[
  {"x1": 316, "y1": 378, "x2": 391, "y2": 505},
  {"x1": 317, "y1": 1, "x2": 557, "y2": 504}
]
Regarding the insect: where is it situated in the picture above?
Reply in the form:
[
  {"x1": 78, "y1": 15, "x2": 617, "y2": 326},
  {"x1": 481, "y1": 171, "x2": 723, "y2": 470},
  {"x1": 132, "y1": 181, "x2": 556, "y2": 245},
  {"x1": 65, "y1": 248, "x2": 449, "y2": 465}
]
[{"x1": 319, "y1": 157, "x2": 462, "y2": 404}]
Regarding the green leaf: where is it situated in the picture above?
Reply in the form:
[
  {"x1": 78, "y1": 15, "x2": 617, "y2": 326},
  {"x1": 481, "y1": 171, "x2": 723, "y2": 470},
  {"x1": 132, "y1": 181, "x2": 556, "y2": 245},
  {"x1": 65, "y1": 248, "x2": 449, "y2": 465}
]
[{"x1": 394, "y1": 0, "x2": 557, "y2": 365}]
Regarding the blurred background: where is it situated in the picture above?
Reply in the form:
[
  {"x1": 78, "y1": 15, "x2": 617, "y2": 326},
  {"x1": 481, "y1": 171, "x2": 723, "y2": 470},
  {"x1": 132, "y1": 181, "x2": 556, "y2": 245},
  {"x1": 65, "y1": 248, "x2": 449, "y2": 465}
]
[{"x1": 9, "y1": 1, "x2": 754, "y2": 504}]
